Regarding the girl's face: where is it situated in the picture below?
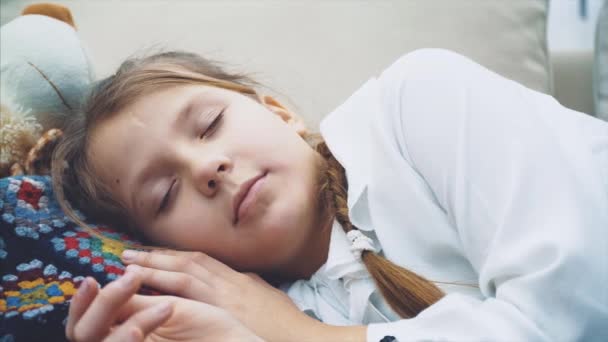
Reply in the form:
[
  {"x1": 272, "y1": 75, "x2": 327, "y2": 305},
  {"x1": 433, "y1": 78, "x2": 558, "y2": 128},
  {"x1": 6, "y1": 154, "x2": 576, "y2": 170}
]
[{"x1": 88, "y1": 84, "x2": 329, "y2": 275}]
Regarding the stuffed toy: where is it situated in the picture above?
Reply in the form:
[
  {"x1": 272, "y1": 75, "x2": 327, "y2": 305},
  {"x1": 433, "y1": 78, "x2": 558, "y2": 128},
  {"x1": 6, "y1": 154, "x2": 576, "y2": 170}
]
[{"x1": 0, "y1": 3, "x2": 94, "y2": 177}]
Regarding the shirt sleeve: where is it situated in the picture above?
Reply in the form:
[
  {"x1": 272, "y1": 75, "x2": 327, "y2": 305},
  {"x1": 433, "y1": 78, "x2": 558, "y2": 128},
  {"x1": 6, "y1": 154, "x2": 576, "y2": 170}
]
[{"x1": 367, "y1": 49, "x2": 608, "y2": 342}]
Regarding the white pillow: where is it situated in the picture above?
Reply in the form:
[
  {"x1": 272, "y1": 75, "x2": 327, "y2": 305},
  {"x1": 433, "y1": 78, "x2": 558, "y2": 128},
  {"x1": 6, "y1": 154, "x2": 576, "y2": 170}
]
[{"x1": 595, "y1": 1, "x2": 608, "y2": 121}]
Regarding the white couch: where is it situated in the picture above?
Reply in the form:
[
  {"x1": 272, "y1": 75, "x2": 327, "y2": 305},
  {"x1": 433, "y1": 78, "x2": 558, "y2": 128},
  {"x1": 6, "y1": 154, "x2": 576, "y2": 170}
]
[
  {"x1": 0, "y1": 0, "x2": 597, "y2": 128},
  {"x1": 552, "y1": 50, "x2": 594, "y2": 116}
]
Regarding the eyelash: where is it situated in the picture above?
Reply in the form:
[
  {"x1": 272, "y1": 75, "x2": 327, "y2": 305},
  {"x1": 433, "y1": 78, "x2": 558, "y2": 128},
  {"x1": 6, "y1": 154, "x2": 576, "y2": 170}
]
[
  {"x1": 157, "y1": 111, "x2": 224, "y2": 215},
  {"x1": 158, "y1": 179, "x2": 176, "y2": 214},
  {"x1": 199, "y1": 111, "x2": 224, "y2": 140}
]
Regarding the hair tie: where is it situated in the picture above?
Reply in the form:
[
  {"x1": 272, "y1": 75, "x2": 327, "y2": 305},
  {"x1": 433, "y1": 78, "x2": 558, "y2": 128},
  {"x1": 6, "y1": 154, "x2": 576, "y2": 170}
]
[{"x1": 346, "y1": 229, "x2": 379, "y2": 259}]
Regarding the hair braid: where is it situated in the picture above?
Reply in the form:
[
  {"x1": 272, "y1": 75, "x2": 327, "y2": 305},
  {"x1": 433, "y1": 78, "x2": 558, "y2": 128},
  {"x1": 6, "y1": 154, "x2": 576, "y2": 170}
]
[{"x1": 314, "y1": 139, "x2": 444, "y2": 318}]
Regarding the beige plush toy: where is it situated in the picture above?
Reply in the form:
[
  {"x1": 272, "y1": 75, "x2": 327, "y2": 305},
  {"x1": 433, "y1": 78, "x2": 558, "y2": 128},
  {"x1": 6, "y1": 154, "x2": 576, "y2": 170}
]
[
  {"x1": 0, "y1": 103, "x2": 43, "y2": 176},
  {"x1": 0, "y1": 3, "x2": 93, "y2": 177}
]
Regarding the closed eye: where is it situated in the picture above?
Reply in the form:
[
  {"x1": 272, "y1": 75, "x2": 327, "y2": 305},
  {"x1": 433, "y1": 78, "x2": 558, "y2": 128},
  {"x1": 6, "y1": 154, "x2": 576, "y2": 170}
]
[
  {"x1": 200, "y1": 111, "x2": 224, "y2": 140},
  {"x1": 157, "y1": 178, "x2": 177, "y2": 215}
]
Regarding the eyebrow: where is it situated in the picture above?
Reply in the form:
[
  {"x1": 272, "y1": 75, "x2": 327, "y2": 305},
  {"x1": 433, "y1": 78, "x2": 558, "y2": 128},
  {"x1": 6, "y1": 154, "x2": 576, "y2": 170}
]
[
  {"x1": 130, "y1": 162, "x2": 158, "y2": 218},
  {"x1": 172, "y1": 99, "x2": 195, "y2": 131},
  {"x1": 130, "y1": 97, "x2": 195, "y2": 218}
]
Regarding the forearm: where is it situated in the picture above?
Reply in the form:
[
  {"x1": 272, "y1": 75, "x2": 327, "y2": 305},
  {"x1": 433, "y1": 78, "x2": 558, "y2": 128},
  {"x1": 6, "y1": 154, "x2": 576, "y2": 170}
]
[{"x1": 308, "y1": 322, "x2": 367, "y2": 342}]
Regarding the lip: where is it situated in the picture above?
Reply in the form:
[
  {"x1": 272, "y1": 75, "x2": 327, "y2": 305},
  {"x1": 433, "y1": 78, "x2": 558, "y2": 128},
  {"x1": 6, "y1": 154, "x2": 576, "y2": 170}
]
[{"x1": 233, "y1": 172, "x2": 267, "y2": 225}]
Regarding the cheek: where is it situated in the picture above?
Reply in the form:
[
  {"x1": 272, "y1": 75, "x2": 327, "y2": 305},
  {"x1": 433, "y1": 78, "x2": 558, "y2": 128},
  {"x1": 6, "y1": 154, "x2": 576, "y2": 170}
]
[{"x1": 147, "y1": 202, "x2": 223, "y2": 250}]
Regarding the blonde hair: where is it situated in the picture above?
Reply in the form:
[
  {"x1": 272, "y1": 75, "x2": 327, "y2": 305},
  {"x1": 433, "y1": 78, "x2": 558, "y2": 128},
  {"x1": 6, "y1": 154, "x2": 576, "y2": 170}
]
[{"x1": 51, "y1": 51, "x2": 444, "y2": 318}]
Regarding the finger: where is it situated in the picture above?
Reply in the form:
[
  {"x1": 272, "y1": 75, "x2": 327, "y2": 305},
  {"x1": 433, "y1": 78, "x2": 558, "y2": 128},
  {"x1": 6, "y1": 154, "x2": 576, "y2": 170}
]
[
  {"x1": 72, "y1": 268, "x2": 142, "y2": 342},
  {"x1": 116, "y1": 294, "x2": 173, "y2": 319},
  {"x1": 135, "y1": 266, "x2": 214, "y2": 303},
  {"x1": 121, "y1": 250, "x2": 217, "y2": 283},
  {"x1": 243, "y1": 272, "x2": 273, "y2": 288},
  {"x1": 66, "y1": 277, "x2": 99, "y2": 341},
  {"x1": 123, "y1": 249, "x2": 234, "y2": 279},
  {"x1": 154, "y1": 249, "x2": 233, "y2": 274},
  {"x1": 105, "y1": 302, "x2": 173, "y2": 342}
]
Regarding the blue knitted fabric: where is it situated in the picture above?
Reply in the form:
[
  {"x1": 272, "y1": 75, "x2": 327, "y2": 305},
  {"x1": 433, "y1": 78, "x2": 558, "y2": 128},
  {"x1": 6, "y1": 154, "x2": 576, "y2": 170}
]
[{"x1": 0, "y1": 176, "x2": 146, "y2": 341}]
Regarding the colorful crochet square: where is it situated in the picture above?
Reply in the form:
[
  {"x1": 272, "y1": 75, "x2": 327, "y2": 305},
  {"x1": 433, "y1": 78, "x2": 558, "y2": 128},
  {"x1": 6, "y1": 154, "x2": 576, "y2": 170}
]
[
  {"x1": 51, "y1": 227, "x2": 140, "y2": 281},
  {"x1": 1, "y1": 259, "x2": 83, "y2": 319},
  {"x1": 1, "y1": 177, "x2": 67, "y2": 240},
  {"x1": 1, "y1": 175, "x2": 154, "y2": 341}
]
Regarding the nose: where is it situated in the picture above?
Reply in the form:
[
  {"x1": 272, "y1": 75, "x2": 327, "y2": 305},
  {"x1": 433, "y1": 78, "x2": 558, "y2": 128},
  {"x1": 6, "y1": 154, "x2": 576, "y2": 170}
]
[{"x1": 190, "y1": 156, "x2": 231, "y2": 197}]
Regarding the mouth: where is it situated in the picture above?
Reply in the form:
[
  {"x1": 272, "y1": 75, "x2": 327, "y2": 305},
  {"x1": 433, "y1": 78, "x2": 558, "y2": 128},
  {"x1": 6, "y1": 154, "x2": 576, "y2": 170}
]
[{"x1": 233, "y1": 171, "x2": 267, "y2": 225}]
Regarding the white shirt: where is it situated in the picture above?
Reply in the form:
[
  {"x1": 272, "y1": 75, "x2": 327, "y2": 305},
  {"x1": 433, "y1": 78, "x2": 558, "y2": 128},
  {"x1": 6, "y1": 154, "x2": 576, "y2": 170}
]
[{"x1": 281, "y1": 49, "x2": 608, "y2": 341}]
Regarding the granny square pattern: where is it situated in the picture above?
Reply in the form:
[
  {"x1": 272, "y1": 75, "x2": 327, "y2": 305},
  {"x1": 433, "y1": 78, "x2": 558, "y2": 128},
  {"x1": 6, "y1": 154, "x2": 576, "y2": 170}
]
[{"x1": 0, "y1": 176, "x2": 147, "y2": 341}]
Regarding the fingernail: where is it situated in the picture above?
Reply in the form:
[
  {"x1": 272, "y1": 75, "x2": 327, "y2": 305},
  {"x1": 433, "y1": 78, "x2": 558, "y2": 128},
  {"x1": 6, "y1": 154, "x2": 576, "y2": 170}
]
[
  {"x1": 122, "y1": 250, "x2": 138, "y2": 261},
  {"x1": 77, "y1": 278, "x2": 89, "y2": 297}
]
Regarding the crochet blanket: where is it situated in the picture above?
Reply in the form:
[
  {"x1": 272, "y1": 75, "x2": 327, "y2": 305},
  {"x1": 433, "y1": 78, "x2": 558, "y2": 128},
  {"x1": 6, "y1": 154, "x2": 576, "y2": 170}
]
[{"x1": 0, "y1": 176, "x2": 146, "y2": 341}]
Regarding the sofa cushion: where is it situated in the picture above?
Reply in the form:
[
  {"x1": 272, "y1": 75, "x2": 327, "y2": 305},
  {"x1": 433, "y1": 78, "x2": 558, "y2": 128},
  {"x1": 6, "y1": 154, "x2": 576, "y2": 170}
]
[
  {"x1": 552, "y1": 50, "x2": 595, "y2": 115},
  {"x1": 62, "y1": 0, "x2": 550, "y2": 128}
]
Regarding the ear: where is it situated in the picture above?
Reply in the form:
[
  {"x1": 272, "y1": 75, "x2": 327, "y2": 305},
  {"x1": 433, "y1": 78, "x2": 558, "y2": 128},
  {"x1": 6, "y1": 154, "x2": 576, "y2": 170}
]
[{"x1": 261, "y1": 95, "x2": 309, "y2": 137}]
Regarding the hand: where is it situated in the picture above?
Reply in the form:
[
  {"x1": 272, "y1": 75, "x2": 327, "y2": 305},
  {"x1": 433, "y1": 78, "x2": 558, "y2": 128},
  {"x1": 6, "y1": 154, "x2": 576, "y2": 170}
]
[
  {"x1": 121, "y1": 249, "x2": 323, "y2": 342},
  {"x1": 66, "y1": 267, "x2": 263, "y2": 342}
]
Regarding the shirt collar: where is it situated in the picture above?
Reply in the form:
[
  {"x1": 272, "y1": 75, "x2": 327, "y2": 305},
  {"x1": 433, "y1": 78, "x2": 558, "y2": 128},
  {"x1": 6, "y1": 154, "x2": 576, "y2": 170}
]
[
  {"x1": 319, "y1": 77, "x2": 380, "y2": 232},
  {"x1": 313, "y1": 219, "x2": 381, "y2": 281},
  {"x1": 311, "y1": 219, "x2": 384, "y2": 323}
]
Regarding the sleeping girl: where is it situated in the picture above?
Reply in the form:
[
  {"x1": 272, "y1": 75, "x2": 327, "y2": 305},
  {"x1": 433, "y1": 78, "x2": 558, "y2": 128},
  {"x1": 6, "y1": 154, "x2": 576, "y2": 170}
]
[{"x1": 51, "y1": 48, "x2": 608, "y2": 341}]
